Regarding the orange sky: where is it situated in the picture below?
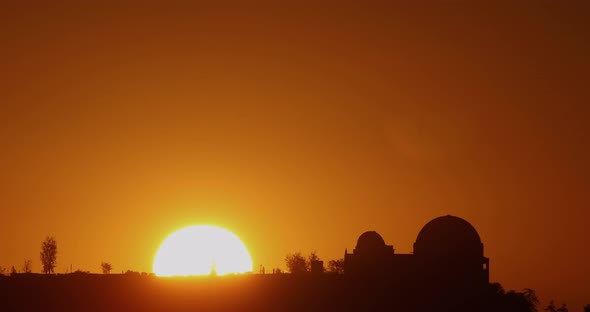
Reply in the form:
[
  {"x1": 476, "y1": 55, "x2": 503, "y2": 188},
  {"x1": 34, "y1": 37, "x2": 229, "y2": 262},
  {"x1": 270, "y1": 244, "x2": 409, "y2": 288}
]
[{"x1": 1, "y1": 1, "x2": 588, "y2": 309}]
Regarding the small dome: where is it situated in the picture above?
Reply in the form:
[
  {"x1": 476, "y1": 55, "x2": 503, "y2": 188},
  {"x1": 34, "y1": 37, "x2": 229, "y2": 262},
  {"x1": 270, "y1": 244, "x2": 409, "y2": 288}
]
[
  {"x1": 414, "y1": 215, "x2": 483, "y2": 257},
  {"x1": 355, "y1": 231, "x2": 386, "y2": 252}
]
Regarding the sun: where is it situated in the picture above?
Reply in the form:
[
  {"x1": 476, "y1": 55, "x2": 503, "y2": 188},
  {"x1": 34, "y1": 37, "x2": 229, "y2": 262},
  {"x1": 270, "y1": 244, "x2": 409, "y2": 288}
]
[{"x1": 153, "y1": 225, "x2": 253, "y2": 276}]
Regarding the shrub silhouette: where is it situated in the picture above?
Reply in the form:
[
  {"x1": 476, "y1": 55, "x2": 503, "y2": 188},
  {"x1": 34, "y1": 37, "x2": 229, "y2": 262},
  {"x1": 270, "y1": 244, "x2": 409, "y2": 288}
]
[{"x1": 101, "y1": 262, "x2": 112, "y2": 274}]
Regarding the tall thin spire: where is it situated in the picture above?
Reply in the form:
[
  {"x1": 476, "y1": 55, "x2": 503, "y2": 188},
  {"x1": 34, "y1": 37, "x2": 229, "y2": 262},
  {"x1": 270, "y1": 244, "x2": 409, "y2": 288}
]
[{"x1": 210, "y1": 260, "x2": 217, "y2": 276}]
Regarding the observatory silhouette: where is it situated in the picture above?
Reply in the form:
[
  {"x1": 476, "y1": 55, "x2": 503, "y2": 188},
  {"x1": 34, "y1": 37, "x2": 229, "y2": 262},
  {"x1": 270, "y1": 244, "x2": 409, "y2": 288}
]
[{"x1": 344, "y1": 215, "x2": 489, "y2": 289}]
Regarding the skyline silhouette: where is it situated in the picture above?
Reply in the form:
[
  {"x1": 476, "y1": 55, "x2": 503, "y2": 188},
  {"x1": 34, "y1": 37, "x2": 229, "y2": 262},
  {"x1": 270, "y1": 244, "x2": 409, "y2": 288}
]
[
  {"x1": 1, "y1": 214, "x2": 584, "y2": 310},
  {"x1": 0, "y1": 215, "x2": 562, "y2": 311}
]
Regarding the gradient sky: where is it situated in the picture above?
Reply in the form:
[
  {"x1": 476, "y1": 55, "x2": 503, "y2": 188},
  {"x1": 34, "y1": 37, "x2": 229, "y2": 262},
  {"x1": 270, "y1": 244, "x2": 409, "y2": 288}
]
[{"x1": 1, "y1": 1, "x2": 588, "y2": 309}]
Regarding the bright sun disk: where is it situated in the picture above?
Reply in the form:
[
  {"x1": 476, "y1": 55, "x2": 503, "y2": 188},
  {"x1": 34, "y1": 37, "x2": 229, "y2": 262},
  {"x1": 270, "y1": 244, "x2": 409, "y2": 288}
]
[{"x1": 153, "y1": 225, "x2": 253, "y2": 276}]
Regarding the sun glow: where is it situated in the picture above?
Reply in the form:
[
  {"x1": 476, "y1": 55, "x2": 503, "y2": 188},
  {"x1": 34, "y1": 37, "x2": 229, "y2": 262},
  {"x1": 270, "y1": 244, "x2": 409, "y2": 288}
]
[{"x1": 153, "y1": 225, "x2": 253, "y2": 276}]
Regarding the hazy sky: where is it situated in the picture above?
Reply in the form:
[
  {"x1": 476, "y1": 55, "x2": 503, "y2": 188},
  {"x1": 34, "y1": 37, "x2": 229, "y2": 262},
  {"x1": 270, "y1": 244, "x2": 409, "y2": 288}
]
[{"x1": 1, "y1": 1, "x2": 588, "y2": 309}]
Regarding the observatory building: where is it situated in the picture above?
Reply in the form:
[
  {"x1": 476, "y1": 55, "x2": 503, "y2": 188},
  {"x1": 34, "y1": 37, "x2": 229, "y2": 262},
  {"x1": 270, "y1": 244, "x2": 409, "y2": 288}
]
[{"x1": 344, "y1": 215, "x2": 489, "y2": 288}]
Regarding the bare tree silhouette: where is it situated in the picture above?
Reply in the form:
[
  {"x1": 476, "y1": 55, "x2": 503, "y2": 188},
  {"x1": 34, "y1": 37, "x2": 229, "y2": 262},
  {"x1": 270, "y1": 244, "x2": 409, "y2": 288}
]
[
  {"x1": 22, "y1": 259, "x2": 32, "y2": 273},
  {"x1": 101, "y1": 262, "x2": 113, "y2": 274},
  {"x1": 40, "y1": 236, "x2": 57, "y2": 274}
]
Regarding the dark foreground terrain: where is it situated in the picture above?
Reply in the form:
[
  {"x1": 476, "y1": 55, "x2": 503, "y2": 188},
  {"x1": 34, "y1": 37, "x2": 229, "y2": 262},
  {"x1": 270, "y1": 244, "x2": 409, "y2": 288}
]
[{"x1": 0, "y1": 273, "x2": 534, "y2": 312}]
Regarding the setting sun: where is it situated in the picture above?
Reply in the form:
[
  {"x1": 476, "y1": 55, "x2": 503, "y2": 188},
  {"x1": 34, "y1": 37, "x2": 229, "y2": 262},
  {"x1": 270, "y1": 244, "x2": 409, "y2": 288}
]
[{"x1": 153, "y1": 225, "x2": 252, "y2": 276}]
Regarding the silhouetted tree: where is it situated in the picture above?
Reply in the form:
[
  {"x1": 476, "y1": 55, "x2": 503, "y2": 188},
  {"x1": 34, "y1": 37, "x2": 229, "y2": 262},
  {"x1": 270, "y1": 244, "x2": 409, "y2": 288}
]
[
  {"x1": 40, "y1": 236, "x2": 57, "y2": 274},
  {"x1": 10, "y1": 266, "x2": 17, "y2": 275},
  {"x1": 584, "y1": 304, "x2": 589, "y2": 312},
  {"x1": 0, "y1": 266, "x2": 7, "y2": 276},
  {"x1": 557, "y1": 304, "x2": 568, "y2": 312},
  {"x1": 503, "y1": 290, "x2": 537, "y2": 312},
  {"x1": 22, "y1": 259, "x2": 32, "y2": 273},
  {"x1": 307, "y1": 251, "x2": 324, "y2": 272},
  {"x1": 490, "y1": 282, "x2": 505, "y2": 295},
  {"x1": 307, "y1": 251, "x2": 319, "y2": 269},
  {"x1": 124, "y1": 270, "x2": 141, "y2": 277},
  {"x1": 101, "y1": 262, "x2": 112, "y2": 274},
  {"x1": 545, "y1": 300, "x2": 556, "y2": 312},
  {"x1": 285, "y1": 252, "x2": 307, "y2": 274},
  {"x1": 487, "y1": 283, "x2": 539, "y2": 312},
  {"x1": 544, "y1": 300, "x2": 568, "y2": 312},
  {"x1": 327, "y1": 258, "x2": 345, "y2": 274},
  {"x1": 522, "y1": 288, "x2": 539, "y2": 312}
]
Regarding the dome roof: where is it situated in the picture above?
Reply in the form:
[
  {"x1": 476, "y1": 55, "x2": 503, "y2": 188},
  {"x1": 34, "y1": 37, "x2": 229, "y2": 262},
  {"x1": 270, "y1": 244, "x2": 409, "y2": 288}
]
[
  {"x1": 414, "y1": 215, "x2": 483, "y2": 257},
  {"x1": 355, "y1": 231, "x2": 386, "y2": 252}
]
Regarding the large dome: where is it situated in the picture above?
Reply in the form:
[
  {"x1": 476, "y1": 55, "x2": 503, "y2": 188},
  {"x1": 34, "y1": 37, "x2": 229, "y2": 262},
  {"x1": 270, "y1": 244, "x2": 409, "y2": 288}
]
[{"x1": 414, "y1": 215, "x2": 483, "y2": 257}]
